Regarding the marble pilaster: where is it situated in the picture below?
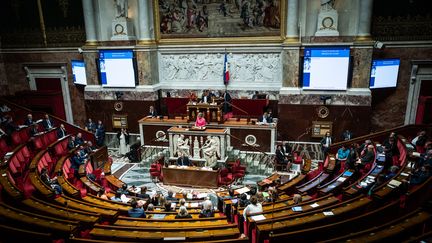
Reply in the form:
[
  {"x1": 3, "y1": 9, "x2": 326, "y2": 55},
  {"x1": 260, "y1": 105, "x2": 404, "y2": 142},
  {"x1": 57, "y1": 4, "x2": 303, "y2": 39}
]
[
  {"x1": 136, "y1": 49, "x2": 159, "y2": 85},
  {"x1": 282, "y1": 48, "x2": 300, "y2": 87},
  {"x1": 82, "y1": 50, "x2": 99, "y2": 85},
  {"x1": 351, "y1": 47, "x2": 373, "y2": 88}
]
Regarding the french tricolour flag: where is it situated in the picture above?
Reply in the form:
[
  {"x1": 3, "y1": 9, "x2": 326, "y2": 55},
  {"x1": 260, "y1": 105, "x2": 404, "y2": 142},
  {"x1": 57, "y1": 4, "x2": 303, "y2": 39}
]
[{"x1": 223, "y1": 53, "x2": 230, "y2": 85}]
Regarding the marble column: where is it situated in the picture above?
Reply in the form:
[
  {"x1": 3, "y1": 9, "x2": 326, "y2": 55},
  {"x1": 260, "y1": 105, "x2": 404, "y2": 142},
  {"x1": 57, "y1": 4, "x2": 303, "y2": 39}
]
[
  {"x1": 137, "y1": 0, "x2": 154, "y2": 43},
  {"x1": 357, "y1": 0, "x2": 373, "y2": 40},
  {"x1": 285, "y1": 0, "x2": 299, "y2": 42},
  {"x1": 82, "y1": 0, "x2": 97, "y2": 44}
]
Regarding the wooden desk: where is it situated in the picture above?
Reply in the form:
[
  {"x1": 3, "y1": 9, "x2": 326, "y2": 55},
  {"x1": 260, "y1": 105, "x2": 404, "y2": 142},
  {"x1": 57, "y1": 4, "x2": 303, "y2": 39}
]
[{"x1": 162, "y1": 166, "x2": 219, "y2": 188}]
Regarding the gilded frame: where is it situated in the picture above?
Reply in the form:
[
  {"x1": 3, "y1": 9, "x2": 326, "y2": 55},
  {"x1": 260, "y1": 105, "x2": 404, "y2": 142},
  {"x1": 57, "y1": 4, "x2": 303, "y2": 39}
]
[{"x1": 153, "y1": 0, "x2": 286, "y2": 44}]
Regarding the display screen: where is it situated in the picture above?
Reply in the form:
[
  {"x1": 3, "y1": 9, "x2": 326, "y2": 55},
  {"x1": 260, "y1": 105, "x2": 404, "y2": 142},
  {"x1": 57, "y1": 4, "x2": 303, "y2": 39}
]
[
  {"x1": 71, "y1": 60, "x2": 87, "y2": 86},
  {"x1": 98, "y1": 50, "x2": 136, "y2": 88},
  {"x1": 302, "y1": 47, "x2": 351, "y2": 90},
  {"x1": 369, "y1": 59, "x2": 400, "y2": 89}
]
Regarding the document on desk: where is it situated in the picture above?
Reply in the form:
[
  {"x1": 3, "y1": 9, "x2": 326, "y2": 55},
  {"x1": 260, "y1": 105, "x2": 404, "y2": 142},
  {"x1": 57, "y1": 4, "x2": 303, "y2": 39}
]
[
  {"x1": 251, "y1": 215, "x2": 266, "y2": 221},
  {"x1": 292, "y1": 206, "x2": 303, "y2": 212},
  {"x1": 337, "y1": 177, "x2": 346, "y2": 182},
  {"x1": 323, "y1": 211, "x2": 334, "y2": 216},
  {"x1": 153, "y1": 214, "x2": 166, "y2": 219},
  {"x1": 310, "y1": 203, "x2": 319, "y2": 208},
  {"x1": 235, "y1": 187, "x2": 250, "y2": 194}
]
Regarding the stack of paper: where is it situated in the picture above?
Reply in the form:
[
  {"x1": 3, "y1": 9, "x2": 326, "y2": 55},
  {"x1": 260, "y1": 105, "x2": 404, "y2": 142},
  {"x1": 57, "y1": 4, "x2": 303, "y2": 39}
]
[
  {"x1": 310, "y1": 203, "x2": 319, "y2": 208},
  {"x1": 251, "y1": 215, "x2": 266, "y2": 221},
  {"x1": 235, "y1": 187, "x2": 250, "y2": 194},
  {"x1": 292, "y1": 206, "x2": 303, "y2": 212}
]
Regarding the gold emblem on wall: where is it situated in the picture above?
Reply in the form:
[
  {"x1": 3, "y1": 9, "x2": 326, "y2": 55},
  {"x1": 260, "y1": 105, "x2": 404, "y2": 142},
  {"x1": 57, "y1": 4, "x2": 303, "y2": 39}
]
[
  {"x1": 317, "y1": 106, "x2": 330, "y2": 119},
  {"x1": 114, "y1": 101, "x2": 123, "y2": 111}
]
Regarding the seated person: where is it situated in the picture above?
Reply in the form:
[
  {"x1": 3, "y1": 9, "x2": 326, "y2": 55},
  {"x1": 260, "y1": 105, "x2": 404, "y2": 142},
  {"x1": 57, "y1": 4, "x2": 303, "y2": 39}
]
[
  {"x1": 24, "y1": 114, "x2": 33, "y2": 126},
  {"x1": 84, "y1": 141, "x2": 96, "y2": 154},
  {"x1": 258, "y1": 112, "x2": 272, "y2": 124},
  {"x1": 97, "y1": 188, "x2": 109, "y2": 200},
  {"x1": 166, "y1": 190, "x2": 177, "y2": 201},
  {"x1": 179, "y1": 198, "x2": 186, "y2": 207},
  {"x1": 194, "y1": 112, "x2": 206, "y2": 128},
  {"x1": 243, "y1": 196, "x2": 262, "y2": 221},
  {"x1": 75, "y1": 132, "x2": 84, "y2": 146},
  {"x1": 117, "y1": 184, "x2": 130, "y2": 195},
  {"x1": 199, "y1": 201, "x2": 214, "y2": 218},
  {"x1": 57, "y1": 124, "x2": 67, "y2": 138},
  {"x1": 410, "y1": 165, "x2": 431, "y2": 185},
  {"x1": 128, "y1": 200, "x2": 146, "y2": 218},
  {"x1": 29, "y1": 122, "x2": 39, "y2": 137},
  {"x1": 238, "y1": 193, "x2": 250, "y2": 207},
  {"x1": 137, "y1": 186, "x2": 150, "y2": 199},
  {"x1": 418, "y1": 150, "x2": 432, "y2": 168},
  {"x1": 359, "y1": 140, "x2": 373, "y2": 156},
  {"x1": 40, "y1": 167, "x2": 62, "y2": 195},
  {"x1": 336, "y1": 145, "x2": 350, "y2": 161},
  {"x1": 177, "y1": 154, "x2": 191, "y2": 166},
  {"x1": 176, "y1": 206, "x2": 192, "y2": 219},
  {"x1": 164, "y1": 201, "x2": 174, "y2": 212},
  {"x1": 67, "y1": 136, "x2": 77, "y2": 150},
  {"x1": 200, "y1": 90, "x2": 211, "y2": 103},
  {"x1": 293, "y1": 194, "x2": 302, "y2": 205},
  {"x1": 71, "y1": 150, "x2": 85, "y2": 176},
  {"x1": 146, "y1": 203, "x2": 155, "y2": 211},
  {"x1": 148, "y1": 105, "x2": 158, "y2": 117},
  {"x1": 252, "y1": 91, "x2": 259, "y2": 99},
  {"x1": 356, "y1": 145, "x2": 375, "y2": 168},
  {"x1": 386, "y1": 165, "x2": 399, "y2": 179},
  {"x1": 42, "y1": 113, "x2": 54, "y2": 131},
  {"x1": 110, "y1": 191, "x2": 123, "y2": 202},
  {"x1": 345, "y1": 143, "x2": 359, "y2": 170}
]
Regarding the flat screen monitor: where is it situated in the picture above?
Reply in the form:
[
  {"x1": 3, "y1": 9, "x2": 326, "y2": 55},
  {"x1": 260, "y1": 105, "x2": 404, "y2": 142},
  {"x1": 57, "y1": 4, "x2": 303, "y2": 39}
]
[
  {"x1": 369, "y1": 59, "x2": 400, "y2": 89},
  {"x1": 98, "y1": 49, "x2": 136, "y2": 88},
  {"x1": 71, "y1": 60, "x2": 87, "y2": 86},
  {"x1": 302, "y1": 47, "x2": 350, "y2": 91}
]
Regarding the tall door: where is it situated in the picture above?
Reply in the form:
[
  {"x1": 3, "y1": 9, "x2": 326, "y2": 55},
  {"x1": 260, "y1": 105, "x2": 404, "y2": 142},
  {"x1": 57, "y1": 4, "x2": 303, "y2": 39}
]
[
  {"x1": 34, "y1": 77, "x2": 67, "y2": 120},
  {"x1": 415, "y1": 80, "x2": 432, "y2": 124}
]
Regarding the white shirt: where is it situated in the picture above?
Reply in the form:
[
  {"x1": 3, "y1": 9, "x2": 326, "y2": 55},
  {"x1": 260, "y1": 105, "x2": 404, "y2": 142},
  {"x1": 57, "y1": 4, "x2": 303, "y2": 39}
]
[{"x1": 243, "y1": 203, "x2": 263, "y2": 220}]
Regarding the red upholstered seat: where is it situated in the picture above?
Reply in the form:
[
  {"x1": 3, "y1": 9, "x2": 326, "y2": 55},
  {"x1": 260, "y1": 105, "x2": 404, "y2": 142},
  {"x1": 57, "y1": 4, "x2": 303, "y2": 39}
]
[
  {"x1": 11, "y1": 132, "x2": 21, "y2": 145},
  {"x1": 218, "y1": 168, "x2": 233, "y2": 186}
]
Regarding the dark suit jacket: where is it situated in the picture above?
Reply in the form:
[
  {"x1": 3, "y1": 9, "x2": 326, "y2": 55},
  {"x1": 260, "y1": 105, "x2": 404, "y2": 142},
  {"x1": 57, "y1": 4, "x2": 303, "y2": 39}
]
[
  {"x1": 86, "y1": 122, "x2": 96, "y2": 132},
  {"x1": 148, "y1": 109, "x2": 158, "y2": 117},
  {"x1": 275, "y1": 149, "x2": 286, "y2": 163},
  {"x1": 222, "y1": 92, "x2": 232, "y2": 113},
  {"x1": 177, "y1": 156, "x2": 191, "y2": 166},
  {"x1": 201, "y1": 95, "x2": 212, "y2": 103},
  {"x1": 42, "y1": 118, "x2": 54, "y2": 130},
  {"x1": 360, "y1": 150, "x2": 375, "y2": 164},
  {"x1": 258, "y1": 115, "x2": 272, "y2": 123},
  {"x1": 24, "y1": 118, "x2": 33, "y2": 126},
  {"x1": 57, "y1": 128, "x2": 67, "y2": 138}
]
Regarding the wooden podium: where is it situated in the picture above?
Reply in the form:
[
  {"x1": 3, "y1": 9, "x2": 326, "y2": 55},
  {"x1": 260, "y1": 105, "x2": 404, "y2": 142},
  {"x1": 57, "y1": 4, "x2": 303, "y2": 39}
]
[{"x1": 187, "y1": 102, "x2": 223, "y2": 123}]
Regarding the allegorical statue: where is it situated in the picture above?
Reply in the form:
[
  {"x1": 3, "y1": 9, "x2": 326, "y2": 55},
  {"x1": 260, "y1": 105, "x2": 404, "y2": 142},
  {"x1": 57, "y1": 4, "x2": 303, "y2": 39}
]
[
  {"x1": 176, "y1": 134, "x2": 190, "y2": 157},
  {"x1": 202, "y1": 136, "x2": 219, "y2": 168},
  {"x1": 115, "y1": 0, "x2": 128, "y2": 18}
]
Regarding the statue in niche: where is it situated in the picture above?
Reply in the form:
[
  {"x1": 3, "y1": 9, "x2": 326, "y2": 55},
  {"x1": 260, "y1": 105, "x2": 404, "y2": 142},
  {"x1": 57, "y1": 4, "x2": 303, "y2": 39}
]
[
  {"x1": 320, "y1": 0, "x2": 335, "y2": 11},
  {"x1": 114, "y1": 0, "x2": 128, "y2": 18},
  {"x1": 201, "y1": 136, "x2": 220, "y2": 168}
]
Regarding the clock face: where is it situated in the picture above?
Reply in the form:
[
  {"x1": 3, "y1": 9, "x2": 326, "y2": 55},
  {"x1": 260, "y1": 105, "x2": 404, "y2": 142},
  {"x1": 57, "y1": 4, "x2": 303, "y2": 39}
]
[
  {"x1": 115, "y1": 24, "x2": 124, "y2": 34},
  {"x1": 322, "y1": 17, "x2": 334, "y2": 28}
]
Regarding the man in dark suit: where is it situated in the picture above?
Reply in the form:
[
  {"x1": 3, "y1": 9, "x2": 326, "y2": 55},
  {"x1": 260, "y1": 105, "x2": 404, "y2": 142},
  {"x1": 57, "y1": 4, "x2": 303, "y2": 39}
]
[
  {"x1": 320, "y1": 132, "x2": 333, "y2": 155},
  {"x1": 24, "y1": 114, "x2": 33, "y2": 126},
  {"x1": 258, "y1": 112, "x2": 272, "y2": 123},
  {"x1": 356, "y1": 145, "x2": 375, "y2": 167},
  {"x1": 75, "y1": 132, "x2": 84, "y2": 146},
  {"x1": 57, "y1": 124, "x2": 67, "y2": 138},
  {"x1": 42, "y1": 114, "x2": 54, "y2": 131},
  {"x1": 201, "y1": 90, "x2": 212, "y2": 104},
  {"x1": 148, "y1": 106, "x2": 158, "y2": 117},
  {"x1": 221, "y1": 90, "x2": 232, "y2": 113},
  {"x1": 95, "y1": 120, "x2": 105, "y2": 147},
  {"x1": 342, "y1": 129, "x2": 353, "y2": 141},
  {"x1": 85, "y1": 118, "x2": 96, "y2": 133},
  {"x1": 67, "y1": 136, "x2": 76, "y2": 150},
  {"x1": 177, "y1": 154, "x2": 191, "y2": 166}
]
